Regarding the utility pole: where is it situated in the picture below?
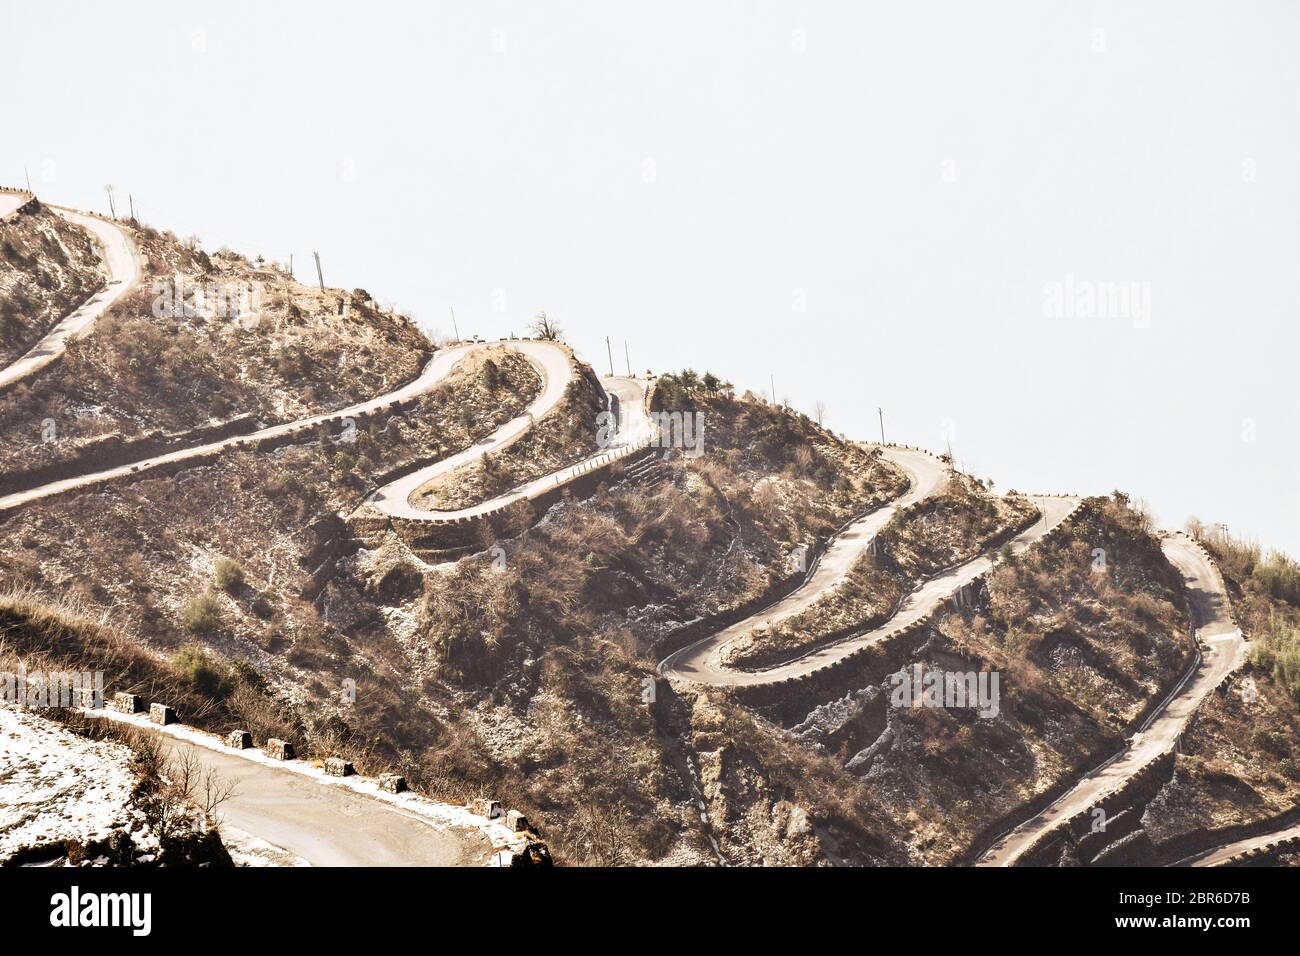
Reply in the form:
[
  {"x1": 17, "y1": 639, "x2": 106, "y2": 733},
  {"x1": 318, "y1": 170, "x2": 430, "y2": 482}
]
[
  {"x1": 449, "y1": 306, "x2": 460, "y2": 341},
  {"x1": 877, "y1": 407, "x2": 886, "y2": 445},
  {"x1": 288, "y1": 253, "x2": 293, "y2": 278},
  {"x1": 128, "y1": 193, "x2": 134, "y2": 221},
  {"x1": 23, "y1": 165, "x2": 30, "y2": 191},
  {"x1": 770, "y1": 374, "x2": 776, "y2": 405},
  {"x1": 624, "y1": 340, "x2": 631, "y2": 376},
  {"x1": 605, "y1": 337, "x2": 615, "y2": 377},
  {"x1": 312, "y1": 252, "x2": 325, "y2": 292},
  {"x1": 105, "y1": 184, "x2": 116, "y2": 219}
]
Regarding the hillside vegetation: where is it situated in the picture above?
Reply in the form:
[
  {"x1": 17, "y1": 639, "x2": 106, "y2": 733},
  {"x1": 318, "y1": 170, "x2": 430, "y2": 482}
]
[
  {"x1": 0, "y1": 218, "x2": 431, "y2": 476},
  {"x1": 6, "y1": 205, "x2": 1300, "y2": 868},
  {"x1": 0, "y1": 200, "x2": 103, "y2": 367},
  {"x1": 724, "y1": 472, "x2": 1039, "y2": 671},
  {"x1": 762, "y1": 493, "x2": 1192, "y2": 864}
]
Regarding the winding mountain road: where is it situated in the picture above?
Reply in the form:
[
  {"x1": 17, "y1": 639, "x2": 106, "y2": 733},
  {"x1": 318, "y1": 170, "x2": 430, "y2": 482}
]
[
  {"x1": 659, "y1": 447, "x2": 1079, "y2": 686},
  {"x1": 0, "y1": 200, "x2": 636, "y2": 525},
  {"x1": 0, "y1": 336, "x2": 651, "y2": 519},
  {"x1": 363, "y1": 359, "x2": 653, "y2": 522},
  {"x1": 1184, "y1": 821, "x2": 1300, "y2": 867},
  {"x1": 977, "y1": 533, "x2": 1244, "y2": 866},
  {"x1": 0, "y1": 335, "x2": 604, "y2": 516},
  {"x1": 2, "y1": 198, "x2": 1251, "y2": 868},
  {"x1": 0, "y1": 206, "x2": 142, "y2": 391}
]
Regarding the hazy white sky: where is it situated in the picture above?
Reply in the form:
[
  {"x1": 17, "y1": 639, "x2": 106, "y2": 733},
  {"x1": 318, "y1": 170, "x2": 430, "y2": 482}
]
[{"x1": 3, "y1": 1, "x2": 1297, "y2": 556}]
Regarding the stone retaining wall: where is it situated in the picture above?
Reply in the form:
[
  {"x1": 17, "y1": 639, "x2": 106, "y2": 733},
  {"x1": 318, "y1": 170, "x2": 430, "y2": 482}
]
[
  {"x1": 0, "y1": 414, "x2": 260, "y2": 499},
  {"x1": 1219, "y1": 830, "x2": 1300, "y2": 866},
  {"x1": 731, "y1": 497, "x2": 1089, "y2": 722},
  {"x1": 357, "y1": 351, "x2": 660, "y2": 552},
  {"x1": 1015, "y1": 751, "x2": 1178, "y2": 866}
]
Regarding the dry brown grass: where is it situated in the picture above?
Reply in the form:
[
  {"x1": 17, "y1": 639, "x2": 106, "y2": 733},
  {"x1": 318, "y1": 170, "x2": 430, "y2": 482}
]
[
  {"x1": 0, "y1": 585, "x2": 241, "y2": 728},
  {"x1": 726, "y1": 473, "x2": 1035, "y2": 671},
  {"x1": 0, "y1": 203, "x2": 102, "y2": 366},
  {"x1": 0, "y1": 217, "x2": 433, "y2": 473}
]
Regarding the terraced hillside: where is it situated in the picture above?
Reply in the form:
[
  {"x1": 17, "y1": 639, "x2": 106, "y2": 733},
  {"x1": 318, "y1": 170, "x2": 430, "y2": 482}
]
[{"x1": 1, "y1": 198, "x2": 1294, "y2": 868}]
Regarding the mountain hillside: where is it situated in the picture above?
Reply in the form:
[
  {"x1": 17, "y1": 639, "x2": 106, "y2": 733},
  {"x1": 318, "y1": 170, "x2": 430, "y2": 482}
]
[
  {"x1": 0, "y1": 199, "x2": 102, "y2": 368},
  {"x1": 1, "y1": 205, "x2": 1294, "y2": 869},
  {"x1": 0, "y1": 217, "x2": 430, "y2": 484}
]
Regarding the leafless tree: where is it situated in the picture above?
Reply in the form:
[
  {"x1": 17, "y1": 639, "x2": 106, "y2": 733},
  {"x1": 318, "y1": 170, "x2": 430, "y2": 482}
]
[
  {"x1": 149, "y1": 748, "x2": 237, "y2": 843},
  {"x1": 529, "y1": 310, "x2": 563, "y2": 341},
  {"x1": 571, "y1": 802, "x2": 634, "y2": 866},
  {"x1": 813, "y1": 400, "x2": 827, "y2": 426},
  {"x1": 197, "y1": 765, "x2": 237, "y2": 816}
]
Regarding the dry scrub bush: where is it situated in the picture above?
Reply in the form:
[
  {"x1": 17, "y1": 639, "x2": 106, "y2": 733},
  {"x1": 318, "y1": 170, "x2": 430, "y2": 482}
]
[
  {"x1": 213, "y1": 557, "x2": 245, "y2": 593},
  {"x1": 0, "y1": 585, "x2": 272, "y2": 729},
  {"x1": 181, "y1": 592, "x2": 223, "y2": 636}
]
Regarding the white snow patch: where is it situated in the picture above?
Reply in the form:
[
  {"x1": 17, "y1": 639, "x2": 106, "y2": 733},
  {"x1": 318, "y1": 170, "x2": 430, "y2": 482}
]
[
  {"x1": 220, "y1": 826, "x2": 311, "y2": 867},
  {"x1": 0, "y1": 705, "x2": 137, "y2": 861},
  {"x1": 85, "y1": 706, "x2": 529, "y2": 862}
]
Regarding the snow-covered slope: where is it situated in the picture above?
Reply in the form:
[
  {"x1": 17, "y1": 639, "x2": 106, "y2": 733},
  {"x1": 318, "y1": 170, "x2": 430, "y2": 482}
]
[{"x1": 0, "y1": 705, "x2": 137, "y2": 862}]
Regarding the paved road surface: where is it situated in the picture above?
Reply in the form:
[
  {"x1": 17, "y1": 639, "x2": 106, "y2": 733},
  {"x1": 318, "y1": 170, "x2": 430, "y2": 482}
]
[
  {"x1": 158, "y1": 736, "x2": 492, "y2": 866},
  {"x1": 0, "y1": 192, "x2": 28, "y2": 219},
  {"x1": 978, "y1": 533, "x2": 1243, "y2": 866},
  {"x1": 366, "y1": 354, "x2": 652, "y2": 521},
  {"x1": 0, "y1": 207, "x2": 142, "y2": 390},
  {"x1": 660, "y1": 447, "x2": 1078, "y2": 686},
  {"x1": 1186, "y1": 822, "x2": 1300, "y2": 867},
  {"x1": 89, "y1": 710, "x2": 508, "y2": 866}
]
